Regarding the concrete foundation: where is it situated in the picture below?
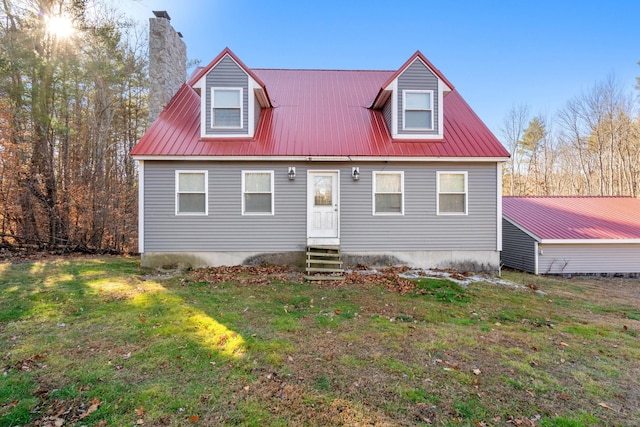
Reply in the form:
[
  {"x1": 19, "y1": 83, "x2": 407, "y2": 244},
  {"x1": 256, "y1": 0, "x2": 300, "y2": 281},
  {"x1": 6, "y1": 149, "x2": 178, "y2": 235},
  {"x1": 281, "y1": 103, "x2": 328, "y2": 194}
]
[{"x1": 141, "y1": 250, "x2": 500, "y2": 273}]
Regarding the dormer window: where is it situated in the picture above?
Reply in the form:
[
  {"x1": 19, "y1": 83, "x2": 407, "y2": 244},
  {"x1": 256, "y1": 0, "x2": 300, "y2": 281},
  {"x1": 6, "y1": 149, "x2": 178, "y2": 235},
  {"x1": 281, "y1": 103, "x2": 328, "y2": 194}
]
[
  {"x1": 403, "y1": 90, "x2": 433, "y2": 130},
  {"x1": 212, "y1": 87, "x2": 242, "y2": 128}
]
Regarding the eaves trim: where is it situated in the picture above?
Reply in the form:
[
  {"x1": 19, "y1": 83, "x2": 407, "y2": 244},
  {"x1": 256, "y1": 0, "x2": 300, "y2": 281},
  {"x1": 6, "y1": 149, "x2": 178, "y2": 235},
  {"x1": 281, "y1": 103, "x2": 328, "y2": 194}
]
[
  {"x1": 540, "y1": 239, "x2": 640, "y2": 244},
  {"x1": 132, "y1": 155, "x2": 510, "y2": 162}
]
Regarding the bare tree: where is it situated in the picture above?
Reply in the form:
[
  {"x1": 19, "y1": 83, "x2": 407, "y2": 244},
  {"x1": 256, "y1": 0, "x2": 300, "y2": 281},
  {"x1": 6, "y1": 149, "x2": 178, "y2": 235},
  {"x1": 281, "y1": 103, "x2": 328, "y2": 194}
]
[
  {"x1": 500, "y1": 104, "x2": 529, "y2": 195},
  {"x1": 0, "y1": 0, "x2": 147, "y2": 252},
  {"x1": 557, "y1": 75, "x2": 635, "y2": 196}
]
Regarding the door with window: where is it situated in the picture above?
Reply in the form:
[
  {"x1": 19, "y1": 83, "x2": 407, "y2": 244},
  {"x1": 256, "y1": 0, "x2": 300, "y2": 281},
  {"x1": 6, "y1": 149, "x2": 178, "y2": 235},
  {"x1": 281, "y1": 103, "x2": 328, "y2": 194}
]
[{"x1": 307, "y1": 171, "x2": 339, "y2": 245}]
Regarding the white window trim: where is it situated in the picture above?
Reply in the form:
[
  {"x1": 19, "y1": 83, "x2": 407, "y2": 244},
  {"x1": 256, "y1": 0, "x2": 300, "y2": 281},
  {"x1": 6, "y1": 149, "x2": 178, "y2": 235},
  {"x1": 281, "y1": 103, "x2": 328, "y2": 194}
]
[
  {"x1": 436, "y1": 171, "x2": 468, "y2": 216},
  {"x1": 175, "y1": 170, "x2": 208, "y2": 216},
  {"x1": 402, "y1": 89, "x2": 434, "y2": 131},
  {"x1": 372, "y1": 171, "x2": 404, "y2": 216},
  {"x1": 242, "y1": 170, "x2": 274, "y2": 216},
  {"x1": 211, "y1": 87, "x2": 243, "y2": 129},
  {"x1": 138, "y1": 160, "x2": 144, "y2": 253}
]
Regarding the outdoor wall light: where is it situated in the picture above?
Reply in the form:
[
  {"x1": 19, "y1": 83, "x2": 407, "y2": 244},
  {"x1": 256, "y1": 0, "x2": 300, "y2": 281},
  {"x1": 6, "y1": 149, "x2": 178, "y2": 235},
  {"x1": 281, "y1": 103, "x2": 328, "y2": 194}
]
[
  {"x1": 352, "y1": 167, "x2": 360, "y2": 181},
  {"x1": 288, "y1": 166, "x2": 296, "y2": 180}
]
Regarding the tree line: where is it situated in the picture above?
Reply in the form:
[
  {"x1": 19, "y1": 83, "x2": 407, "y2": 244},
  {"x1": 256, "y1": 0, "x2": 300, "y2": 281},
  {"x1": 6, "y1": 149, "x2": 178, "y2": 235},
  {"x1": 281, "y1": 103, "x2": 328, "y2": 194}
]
[
  {"x1": 0, "y1": 0, "x2": 147, "y2": 253},
  {"x1": 501, "y1": 75, "x2": 639, "y2": 197},
  {"x1": 1, "y1": 0, "x2": 638, "y2": 254}
]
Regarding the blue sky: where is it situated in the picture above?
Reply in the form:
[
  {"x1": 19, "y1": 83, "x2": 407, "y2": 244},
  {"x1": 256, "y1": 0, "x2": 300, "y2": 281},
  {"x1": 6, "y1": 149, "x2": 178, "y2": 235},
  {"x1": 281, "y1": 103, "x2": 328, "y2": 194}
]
[{"x1": 125, "y1": 0, "x2": 640, "y2": 137}]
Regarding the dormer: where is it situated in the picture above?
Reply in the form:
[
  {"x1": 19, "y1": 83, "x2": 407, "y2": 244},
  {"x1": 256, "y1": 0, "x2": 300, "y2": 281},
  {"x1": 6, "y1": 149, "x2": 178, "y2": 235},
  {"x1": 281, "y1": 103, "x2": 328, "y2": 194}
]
[
  {"x1": 371, "y1": 51, "x2": 453, "y2": 140},
  {"x1": 191, "y1": 48, "x2": 271, "y2": 139}
]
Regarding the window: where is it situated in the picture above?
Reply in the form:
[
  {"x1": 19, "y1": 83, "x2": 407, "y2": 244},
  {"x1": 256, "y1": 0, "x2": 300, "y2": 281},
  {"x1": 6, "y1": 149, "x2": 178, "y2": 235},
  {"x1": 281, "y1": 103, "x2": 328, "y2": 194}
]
[
  {"x1": 242, "y1": 171, "x2": 273, "y2": 215},
  {"x1": 403, "y1": 90, "x2": 433, "y2": 130},
  {"x1": 373, "y1": 172, "x2": 404, "y2": 214},
  {"x1": 437, "y1": 172, "x2": 467, "y2": 215},
  {"x1": 212, "y1": 87, "x2": 242, "y2": 128},
  {"x1": 176, "y1": 171, "x2": 207, "y2": 215}
]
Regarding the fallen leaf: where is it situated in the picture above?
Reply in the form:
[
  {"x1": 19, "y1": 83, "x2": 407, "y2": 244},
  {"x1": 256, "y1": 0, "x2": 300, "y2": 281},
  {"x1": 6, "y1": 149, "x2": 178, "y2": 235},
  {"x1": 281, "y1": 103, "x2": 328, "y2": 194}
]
[
  {"x1": 1, "y1": 400, "x2": 18, "y2": 410},
  {"x1": 472, "y1": 368, "x2": 481, "y2": 375},
  {"x1": 135, "y1": 407, "x2": 145, "y2": 416},
  {"x1": 189, "y1": 414, "x2": 200, "y2": 423},
  {"x1": 79, "y1": 398, "x2": 100, "y2": 420},
  {"x1": 559, "y1": 341, "x2": 569, "y2": 347},
  {"x1": 598, "y1": 402, "x2": 614, "y2": 410},
  {"x1": 137, "y1": 419, "x2": 144, "y2": 425}
]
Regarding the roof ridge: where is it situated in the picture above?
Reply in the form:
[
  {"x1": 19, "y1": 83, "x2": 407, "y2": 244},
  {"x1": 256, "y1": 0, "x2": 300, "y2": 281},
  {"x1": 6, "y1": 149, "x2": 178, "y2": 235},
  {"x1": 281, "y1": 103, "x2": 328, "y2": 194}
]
[{"x1": 252, "y1": 68, "x2": 395, "y2": 72}]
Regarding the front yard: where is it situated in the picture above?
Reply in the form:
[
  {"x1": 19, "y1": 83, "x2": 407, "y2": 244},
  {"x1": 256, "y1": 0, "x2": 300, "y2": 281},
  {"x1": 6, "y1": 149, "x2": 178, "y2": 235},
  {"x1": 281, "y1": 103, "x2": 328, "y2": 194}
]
[{"x1": 1, "y1": 257, "x2": 638, "y2": 426}]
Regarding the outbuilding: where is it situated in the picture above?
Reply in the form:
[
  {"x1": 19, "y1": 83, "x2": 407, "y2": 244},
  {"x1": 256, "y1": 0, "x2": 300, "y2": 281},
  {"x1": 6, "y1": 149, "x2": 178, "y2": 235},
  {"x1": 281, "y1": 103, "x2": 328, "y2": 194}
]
[{"x1": 502, "y1": 196, "x2": 640, "y2": 275}]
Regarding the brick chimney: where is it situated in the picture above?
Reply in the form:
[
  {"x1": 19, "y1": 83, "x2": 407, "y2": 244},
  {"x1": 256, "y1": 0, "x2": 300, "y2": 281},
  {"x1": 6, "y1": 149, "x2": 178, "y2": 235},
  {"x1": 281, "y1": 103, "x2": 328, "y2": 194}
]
[{"x1": 148, "y1": 11, "x2": 186, "y2": 124}]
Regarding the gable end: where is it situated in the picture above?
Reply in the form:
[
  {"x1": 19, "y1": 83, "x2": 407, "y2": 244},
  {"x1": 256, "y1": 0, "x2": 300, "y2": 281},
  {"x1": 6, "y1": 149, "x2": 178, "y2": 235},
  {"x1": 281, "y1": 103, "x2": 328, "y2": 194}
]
[
  {"x1": 203, "y1": 55, "x2": 250, "y2": 136},
  {"x1": 397, "y1": 60, "x2": 439, "y2": 137},
  {"x1": 371, "y1": 53, "x2": 453, "y2": 141}
]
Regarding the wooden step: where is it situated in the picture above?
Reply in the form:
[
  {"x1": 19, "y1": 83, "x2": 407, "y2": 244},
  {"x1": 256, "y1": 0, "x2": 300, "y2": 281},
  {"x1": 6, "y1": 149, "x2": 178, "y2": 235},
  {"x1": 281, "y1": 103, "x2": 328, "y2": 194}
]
[
  {"x1": 306, "y1": 267, "x2": 344, "y2": 273},
  {"x1": 306, "y1": 251, "x2": 341, "y2": 258},
  {"x1": 307, "y1": 245, "x2": 340, "y2": 251},
  {"x1": 306, "y1": 245, "x2": 344, "y2": 277},
  {"x1": 306, "y1": 259, "x2": 343, "y2": 265},
  {"x1": 305, "y1": 275, "x2": 346, "y2": 281}
]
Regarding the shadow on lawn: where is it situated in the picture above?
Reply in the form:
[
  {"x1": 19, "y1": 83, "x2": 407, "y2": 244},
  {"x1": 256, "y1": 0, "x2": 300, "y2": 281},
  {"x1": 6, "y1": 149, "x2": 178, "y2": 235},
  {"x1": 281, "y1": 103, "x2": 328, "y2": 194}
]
[
  {"x1": 1, "y1": 258, "x2": 246, "y2": 357},
  {"x1": 0, "y1": 257, "x2": 251, "y2": 425}
]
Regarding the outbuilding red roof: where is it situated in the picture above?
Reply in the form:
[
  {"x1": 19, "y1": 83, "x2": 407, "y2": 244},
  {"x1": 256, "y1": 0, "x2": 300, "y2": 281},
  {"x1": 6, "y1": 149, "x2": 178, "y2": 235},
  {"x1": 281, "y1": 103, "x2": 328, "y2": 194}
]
[
  {"x1": 503, "y1": 196, "x2": 640, "y2": 241},
  {"x1": 131, "y1": 52, "x2": 509, "y2": 159}
]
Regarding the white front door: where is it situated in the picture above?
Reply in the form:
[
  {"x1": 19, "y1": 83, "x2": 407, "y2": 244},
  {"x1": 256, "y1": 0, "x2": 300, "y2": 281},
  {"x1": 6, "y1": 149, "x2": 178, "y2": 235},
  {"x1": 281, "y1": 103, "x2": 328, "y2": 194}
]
[{"x1": 307, "y1": 171, "x2": 339, "y2": 245}]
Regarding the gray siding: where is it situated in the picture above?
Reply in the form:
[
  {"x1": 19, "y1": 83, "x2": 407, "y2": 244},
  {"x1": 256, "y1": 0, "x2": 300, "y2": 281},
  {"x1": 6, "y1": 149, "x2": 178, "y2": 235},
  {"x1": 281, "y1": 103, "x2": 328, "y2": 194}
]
[
  {"x1": 397, "y1": 60, "x2": 439, "y2": 136},
  {"x1": 501, "y1": 219, "x2": 536, "y2": 273},
  {"x1": 144, "y1": 162, "x2": 306, "y2": 251},
  {"x1": 340, "y1": 163, "x2": 497, "y2": 251},
  {"x1": 254, "y1": 91, "x2": 262, "y2": 130},
  {"x1": 205, "y1": 56, "x2": 249, "y2": 135},
  {"x1": 382, "y1": 94, "x2": 392, "y2": 132},
  {"x1": 143, "y1": 161, "x2": 499, "y2": 253},
  {"x1": 538, "y1": 244, "x2": 640, "y2": 274}
]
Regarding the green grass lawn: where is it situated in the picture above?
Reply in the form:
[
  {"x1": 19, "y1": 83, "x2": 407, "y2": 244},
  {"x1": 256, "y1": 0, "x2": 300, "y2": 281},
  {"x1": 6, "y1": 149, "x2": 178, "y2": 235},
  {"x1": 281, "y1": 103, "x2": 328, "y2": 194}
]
[{"x1": 1, "y1": 257, "x2": 639, "y2": 426}]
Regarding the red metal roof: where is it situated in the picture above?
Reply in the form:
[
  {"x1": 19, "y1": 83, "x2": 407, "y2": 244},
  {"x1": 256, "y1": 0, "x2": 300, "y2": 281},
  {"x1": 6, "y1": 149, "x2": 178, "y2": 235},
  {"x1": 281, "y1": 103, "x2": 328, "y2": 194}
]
[
  {"x1": 503, "y1": 196, "x2": 640, "y2": 241},
  {"x1": 131, "y1": 52, "x2": 509, "y2": 159}
]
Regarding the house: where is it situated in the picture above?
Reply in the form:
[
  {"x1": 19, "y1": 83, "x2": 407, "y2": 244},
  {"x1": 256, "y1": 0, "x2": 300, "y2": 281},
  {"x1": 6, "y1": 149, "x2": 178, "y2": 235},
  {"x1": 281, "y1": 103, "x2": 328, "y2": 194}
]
[
  {"x1": 502, "y1": 196, "x2": 640, "y2": 275},
  {"x1": 131, "y1": 13, "x2": 510, "y2": 272}
]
